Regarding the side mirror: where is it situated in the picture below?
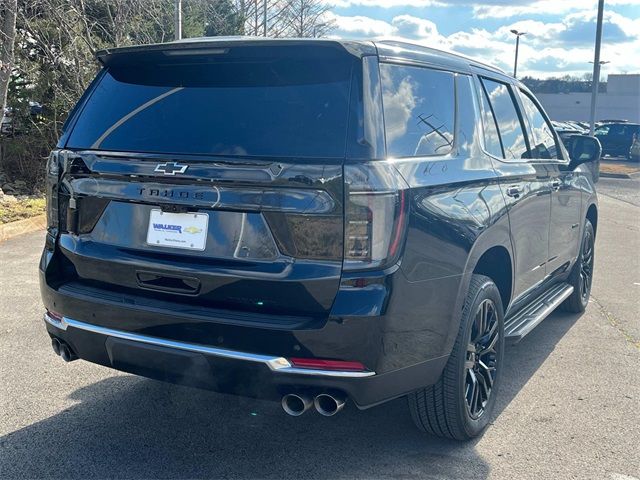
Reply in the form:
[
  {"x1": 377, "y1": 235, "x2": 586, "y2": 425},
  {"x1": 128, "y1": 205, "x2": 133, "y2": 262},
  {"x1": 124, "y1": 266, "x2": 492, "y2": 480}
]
[{"x1": 567, "y1": 135, "x2": 602, "y2": 170}]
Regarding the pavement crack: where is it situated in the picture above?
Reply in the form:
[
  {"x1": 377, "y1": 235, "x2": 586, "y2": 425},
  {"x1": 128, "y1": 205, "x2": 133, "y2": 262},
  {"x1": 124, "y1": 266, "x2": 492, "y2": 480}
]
[{"x1": 591, "y1": 295, "x2": 640, "y2": 349}]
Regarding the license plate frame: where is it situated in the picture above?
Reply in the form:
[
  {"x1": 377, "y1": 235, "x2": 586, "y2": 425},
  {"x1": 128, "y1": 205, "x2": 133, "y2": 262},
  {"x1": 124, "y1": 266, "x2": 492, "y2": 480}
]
[{"x1": 146, "y1": 209, "x2": 208, "y2": 251}]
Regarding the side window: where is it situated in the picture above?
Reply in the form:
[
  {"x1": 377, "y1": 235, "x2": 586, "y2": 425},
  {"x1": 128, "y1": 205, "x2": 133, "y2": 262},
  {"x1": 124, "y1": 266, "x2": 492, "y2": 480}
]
[
  {"x1": 519, "y1": 91, "x2": 559, "y2": 159},
  {"x1": 608, "y1": 124, "x2": 624, "y2": 135},
  {"x1": 380, "y1": 63, "x2": 455, "y2": 157},
  {"x1": 621, "y1": 125, "x2": 639, "y2": 137},
  {"x1": 480, "y1": 78, "x2": 529, "y2": 161},
  {"x1": 477, "y1": 81, "x2": 504, "y2": 158}
]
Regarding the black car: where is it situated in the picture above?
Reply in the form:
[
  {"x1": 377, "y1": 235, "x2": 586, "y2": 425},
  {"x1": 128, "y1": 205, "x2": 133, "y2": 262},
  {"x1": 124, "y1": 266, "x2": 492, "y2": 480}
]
[
  {"x1": 595, "y1": 122, "x2": 640, "y2": 159},
  {"x1": 40, "y1": 38, "x2": 600, "y2": 440}
]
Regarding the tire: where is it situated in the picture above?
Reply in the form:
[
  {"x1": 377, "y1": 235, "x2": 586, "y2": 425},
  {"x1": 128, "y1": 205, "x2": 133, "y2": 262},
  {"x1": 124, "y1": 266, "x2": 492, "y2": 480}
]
[
  {"x1": 561, "y1": 219, "x2": 595, "y2": 313},
  {"x1": 409, "y1": 274, "x2": 505, "y2": 440}
]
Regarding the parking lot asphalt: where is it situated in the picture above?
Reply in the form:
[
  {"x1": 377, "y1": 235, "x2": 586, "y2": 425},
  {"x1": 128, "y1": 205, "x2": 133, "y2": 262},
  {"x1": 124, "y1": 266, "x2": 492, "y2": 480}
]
[
  {"x1": 598, "y1": 177, "x2": 640, "y2": 207},
  {"x1": 1, "y1": 182, "x2": 639, "y2": 480}
]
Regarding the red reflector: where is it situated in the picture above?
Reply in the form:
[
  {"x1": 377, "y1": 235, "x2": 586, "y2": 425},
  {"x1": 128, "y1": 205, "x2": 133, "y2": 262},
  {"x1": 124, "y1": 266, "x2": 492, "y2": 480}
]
[
  {"x1": 47, "y1": 310, "x2": 64, "y2": 321},
  {"x1": 289, "y1": 358, "x2": 366, "y2": 372}
]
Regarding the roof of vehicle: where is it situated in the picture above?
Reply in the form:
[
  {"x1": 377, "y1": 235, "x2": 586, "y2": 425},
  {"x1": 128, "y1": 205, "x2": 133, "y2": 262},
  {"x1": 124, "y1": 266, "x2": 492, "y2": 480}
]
[
  {"x1": 598, "y1": 122, "x2": 640, "y2": 127},
  {"x1": 95, "y1": 36, "x2": 509, "y2": 78}
]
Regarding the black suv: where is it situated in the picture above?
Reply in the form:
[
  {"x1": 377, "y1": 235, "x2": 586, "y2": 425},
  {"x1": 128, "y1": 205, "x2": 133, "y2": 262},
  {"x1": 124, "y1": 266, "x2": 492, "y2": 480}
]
[
  {"x1": 40, "y1": 39, "x2": 600, "y2": 440},
  {"x1": 595, "y1": 122, "x2": 640, "y2": 159}
]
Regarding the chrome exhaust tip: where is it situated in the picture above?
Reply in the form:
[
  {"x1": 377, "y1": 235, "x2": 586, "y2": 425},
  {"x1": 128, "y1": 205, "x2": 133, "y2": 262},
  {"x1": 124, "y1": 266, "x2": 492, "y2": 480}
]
[
  {"x1": 281, "y1": 393, "x2": 313, "y2": 416},
  {"x1": 314, "y1": 393, "x2": 346, "y2": 417},
  {"x1": 51, "y1": 338, "x2": 62, "y2": 356}
]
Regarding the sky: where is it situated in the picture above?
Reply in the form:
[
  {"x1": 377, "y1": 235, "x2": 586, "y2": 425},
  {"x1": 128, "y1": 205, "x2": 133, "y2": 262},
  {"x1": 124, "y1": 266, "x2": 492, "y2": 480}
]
[{"x1": 325, "y1": 0, "x2": 640, "y2": 79}]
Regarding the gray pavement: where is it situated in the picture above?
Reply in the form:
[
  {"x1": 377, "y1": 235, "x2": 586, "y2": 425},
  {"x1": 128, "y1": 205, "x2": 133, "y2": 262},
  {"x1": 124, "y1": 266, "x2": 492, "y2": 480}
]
[
  {"x1": 598, "y1": 177, "x2": 640, "y2": 207},
  {"x1": 1, "y1": 188, "x2": 639, "y2": 480}
]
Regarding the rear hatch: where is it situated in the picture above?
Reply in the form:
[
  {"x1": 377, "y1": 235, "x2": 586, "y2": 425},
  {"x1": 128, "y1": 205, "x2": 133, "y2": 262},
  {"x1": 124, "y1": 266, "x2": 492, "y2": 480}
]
[{"x1": 49, "y1": 41, "x2": 364, "y2": 325}]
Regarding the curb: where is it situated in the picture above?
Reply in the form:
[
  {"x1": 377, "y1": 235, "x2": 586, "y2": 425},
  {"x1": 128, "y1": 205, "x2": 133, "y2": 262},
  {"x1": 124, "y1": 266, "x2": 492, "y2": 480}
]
[
  {"x1": 0, "y1": 214, "x2": 46, "y2": 242},
  {"x1": 599, "y1": 171, "x2": 640, "y2": 179}
]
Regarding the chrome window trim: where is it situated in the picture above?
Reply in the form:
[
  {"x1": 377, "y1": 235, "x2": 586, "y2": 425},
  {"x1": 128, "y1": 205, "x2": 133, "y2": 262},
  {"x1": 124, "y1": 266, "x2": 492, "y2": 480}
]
[{"x1": 44, "y1": 313, "x2": 375, "y2": 378}]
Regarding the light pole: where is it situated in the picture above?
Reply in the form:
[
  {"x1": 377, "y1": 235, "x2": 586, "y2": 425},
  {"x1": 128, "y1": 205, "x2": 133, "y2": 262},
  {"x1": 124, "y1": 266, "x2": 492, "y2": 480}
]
[
  {"x1": 312, "y1": 23, "x2": 329, "y2": 38},
  {"x1": 588, "y1": 60, "x2": 609, "y2": 104},
  {"x1": 588, "y1": 0, "x2": 605, "y2": 136},
  {"x1": 263, "y1": 0, "x2": 267, "y2": 37},
  {"x1": 174, "y1": 0, "x2": 182, "y2": 41},
  {"x1": 510, "y1": 29, "x2": 527, "y2": 78}
]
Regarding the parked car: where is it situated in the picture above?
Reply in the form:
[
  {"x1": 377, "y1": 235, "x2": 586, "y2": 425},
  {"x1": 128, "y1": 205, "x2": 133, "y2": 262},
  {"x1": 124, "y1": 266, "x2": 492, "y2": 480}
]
[
  {"x1": 1, "y1": 107, "x2": 13, "y2": 134},
  {"x1": 571, "y1": 121, "x2": 590, "y2": 131},
  {"x1": 1, "y1": 102, "x2": 44, "y2": 136},
  {"x1": 552, "y1": 120, "x2": 584, "y2": 133},
  {"x1": 599, "y1": 119, "x2": 628, "y2": 124},
  {"x1": 40, "y1": 38, "x2": 600, "y2": 440},
  {"x1": 564, "y1": 121, "x2": 589, "y2": 133},
  {"x1": 552, "y1": 120, "x2": 586, "y2": 146},
  {"x1": 595, "y1": 122, "x2": 640, "y2": 158},
  {"x1": 630, "y1": 134, "x2": 640, "y2": 162}
]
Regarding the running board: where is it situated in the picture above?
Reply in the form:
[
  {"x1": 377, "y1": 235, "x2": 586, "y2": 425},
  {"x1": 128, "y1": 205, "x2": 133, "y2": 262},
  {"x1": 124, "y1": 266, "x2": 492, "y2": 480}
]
[{"x1": 505, "y1": 283, "x2": 574, "y2": 343}]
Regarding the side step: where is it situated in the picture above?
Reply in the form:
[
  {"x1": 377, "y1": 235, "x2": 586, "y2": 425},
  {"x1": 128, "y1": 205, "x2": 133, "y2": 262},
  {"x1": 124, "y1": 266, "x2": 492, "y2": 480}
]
[{"x1": 505, "y1": 283, "x2": 574, "y2": 343}]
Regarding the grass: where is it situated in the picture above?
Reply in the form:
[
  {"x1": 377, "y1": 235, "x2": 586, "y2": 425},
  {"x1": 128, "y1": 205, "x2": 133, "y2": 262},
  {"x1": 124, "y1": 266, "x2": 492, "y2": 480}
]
[
  {"x1": 0, "y1": 197, "x2": 46, "y2": 224},
  {"x1": 600, "y1": 158, "x2": 640, "y2": 176}
]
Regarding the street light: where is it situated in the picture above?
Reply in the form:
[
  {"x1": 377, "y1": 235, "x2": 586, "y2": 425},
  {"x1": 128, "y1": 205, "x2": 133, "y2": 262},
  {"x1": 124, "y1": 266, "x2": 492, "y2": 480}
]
[
  {"x1": 589, "y1": 60, "x2": 611, "y2": 92},
  {"x1": 510, "y1": 29, "x2": 527, "y2": 78},
  {"x1": 588, "y1": 0, "x2": 605, "y2": 137},
  {"x1": 313, "y1": 23, "x2": 329, "y2": 38}
]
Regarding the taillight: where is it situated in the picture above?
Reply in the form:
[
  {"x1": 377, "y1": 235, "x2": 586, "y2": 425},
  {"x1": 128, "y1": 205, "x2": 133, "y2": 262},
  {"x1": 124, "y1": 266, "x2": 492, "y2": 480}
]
[
  {"x1": 343, "y1": 162, "x2": 409, "y2": 271},
  {"x1": 45, "y1": 150, "x2": 61, "y2": 231}
]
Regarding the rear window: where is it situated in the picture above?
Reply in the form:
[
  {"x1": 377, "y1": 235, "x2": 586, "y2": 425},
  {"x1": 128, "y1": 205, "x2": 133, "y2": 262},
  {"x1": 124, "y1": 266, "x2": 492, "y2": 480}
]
[
  {"x1": 66, "y1": 50, "x2": 354, "y2": 158},
  {"x1": 380, "y1": 63, "x2": 455, "y2": 158}
]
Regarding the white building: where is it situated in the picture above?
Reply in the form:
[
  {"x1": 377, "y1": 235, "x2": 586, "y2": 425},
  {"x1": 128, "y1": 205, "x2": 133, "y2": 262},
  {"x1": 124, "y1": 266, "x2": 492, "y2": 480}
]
[{"x1": 536, "y1": 74, "x2": 640, "y2": 123}]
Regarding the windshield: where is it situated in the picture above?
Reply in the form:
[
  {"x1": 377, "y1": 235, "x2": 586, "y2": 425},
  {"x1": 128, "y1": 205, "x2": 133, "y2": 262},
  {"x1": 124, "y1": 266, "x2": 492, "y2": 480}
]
[{"x1": 66, "y1": 52, "x2": 354, "y2": 158}]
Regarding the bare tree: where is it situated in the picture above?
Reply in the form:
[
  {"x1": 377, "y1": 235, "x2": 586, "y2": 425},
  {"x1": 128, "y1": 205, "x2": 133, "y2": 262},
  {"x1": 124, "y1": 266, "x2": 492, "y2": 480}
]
[
  {"x1": 280, "y1": 0, "x2": 333, "y2": 38},
  {"x1": 0, "y1": 0, "x2": 17, "y2": 115}
]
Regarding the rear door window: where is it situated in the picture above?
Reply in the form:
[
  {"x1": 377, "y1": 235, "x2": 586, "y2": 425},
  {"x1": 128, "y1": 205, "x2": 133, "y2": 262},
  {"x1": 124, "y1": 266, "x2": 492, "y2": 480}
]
[
  {"x1": 480, "y1": 78, "x2": 529, "y2": 161},
  {"x1": 380, "y1": 64, "x2": 455, "y2": 157},
  {"x1": 66, "y1": 53, "x2": 354, "y2": 159},
  {"x1": 477, "y1": 82, "x2": 504, "y2": 158},
  {"x1": 519, "y1": 90, "x2": 559, "y2": 160}
]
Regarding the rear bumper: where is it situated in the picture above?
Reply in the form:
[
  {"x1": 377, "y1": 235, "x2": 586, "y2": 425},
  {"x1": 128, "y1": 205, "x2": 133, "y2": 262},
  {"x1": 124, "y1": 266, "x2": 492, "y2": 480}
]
[
  {"x1": 45, "y1": 312, "x2": 374, "y2": 378},
  {"x1": 44, "y1": 310, "x2": 448, "y2": 408}
]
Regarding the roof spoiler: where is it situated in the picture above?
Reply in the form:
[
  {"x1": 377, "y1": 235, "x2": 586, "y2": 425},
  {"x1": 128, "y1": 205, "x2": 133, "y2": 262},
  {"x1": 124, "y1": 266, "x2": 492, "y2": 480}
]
[{"x1": 95, "y1": 38, "x2": 375, "y2": 67}]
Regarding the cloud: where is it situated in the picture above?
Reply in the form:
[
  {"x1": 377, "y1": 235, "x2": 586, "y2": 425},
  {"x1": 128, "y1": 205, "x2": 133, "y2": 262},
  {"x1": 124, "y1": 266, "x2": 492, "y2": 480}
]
[
  {"x1": 327, "y1": 13, "x2": 396, "y2": 36},
  {"x1": 326, "y1": 0, "x2": 446, "y2": 7},
  {"x1": 326, "y1": 0, "x2": 640, "y2": 15},
  {"x1": 471, "y1": 0, "x2": 640, "y2": 19},
  {"x1": 391, "y1": 15, "x2": 440, "y2": 39},
  {"x1": 491, "y1": 11, "x2": 639, "y2": 46},
  {"x1": 328, "y1": 8, "x2": 640, "y2": 78}
]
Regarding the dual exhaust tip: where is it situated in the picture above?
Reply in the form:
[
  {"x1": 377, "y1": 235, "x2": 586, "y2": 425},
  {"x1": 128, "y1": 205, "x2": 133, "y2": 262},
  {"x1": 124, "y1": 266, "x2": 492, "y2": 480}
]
[
  {"x1": 51, "y1": 337, "x2": 78, "y2": 362},
  {"x1": 281, "y1": 392, "x2": 346, "y2": 417}
]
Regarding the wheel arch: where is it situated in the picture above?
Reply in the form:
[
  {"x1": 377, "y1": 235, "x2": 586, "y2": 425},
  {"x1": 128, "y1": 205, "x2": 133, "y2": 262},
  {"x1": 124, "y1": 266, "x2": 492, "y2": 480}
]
[
  {"x1": 586, "y1": 203, "x2": 598, "y2": 236},
  {"x1": 471, "y1": 245, "x2": 513, "y2": 313}
]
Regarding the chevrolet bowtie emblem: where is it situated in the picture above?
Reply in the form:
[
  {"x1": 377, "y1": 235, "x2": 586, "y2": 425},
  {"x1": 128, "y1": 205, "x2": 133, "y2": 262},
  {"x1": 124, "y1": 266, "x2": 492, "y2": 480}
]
[{"x1": 154, "y1": 162, "x2": 189, "y2": 176}]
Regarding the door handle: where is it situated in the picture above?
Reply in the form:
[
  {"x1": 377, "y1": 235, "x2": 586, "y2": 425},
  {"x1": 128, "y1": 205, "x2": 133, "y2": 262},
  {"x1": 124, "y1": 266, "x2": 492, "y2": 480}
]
[{"x1": 506, "y1": 185, "x2": 523, "y2": 198}]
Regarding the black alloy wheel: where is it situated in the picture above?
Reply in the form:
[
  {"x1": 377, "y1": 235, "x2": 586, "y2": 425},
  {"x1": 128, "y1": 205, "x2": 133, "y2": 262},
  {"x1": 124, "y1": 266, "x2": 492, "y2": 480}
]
[
  {"x1": 464, "y1": 299, "x2": 500, "y2": 420},
  {"x1": 579, "y1": 226, "x2": 595, "y2": 302},
  {"x1": 561, "y1": 219, "x2": 596, "y2": 313}
]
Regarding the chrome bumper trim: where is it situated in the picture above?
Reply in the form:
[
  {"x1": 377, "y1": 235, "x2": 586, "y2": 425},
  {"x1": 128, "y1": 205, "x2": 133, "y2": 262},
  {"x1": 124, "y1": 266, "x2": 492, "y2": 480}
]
[{"x1": 44, "y1": 313, "x2": 375, "y2": 378}]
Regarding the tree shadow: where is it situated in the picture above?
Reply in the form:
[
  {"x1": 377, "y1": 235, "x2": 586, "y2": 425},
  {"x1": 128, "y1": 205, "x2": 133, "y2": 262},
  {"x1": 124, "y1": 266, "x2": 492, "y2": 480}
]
[{"x1": 0, "y1": 310, "x2": 583, "y2": 480}]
